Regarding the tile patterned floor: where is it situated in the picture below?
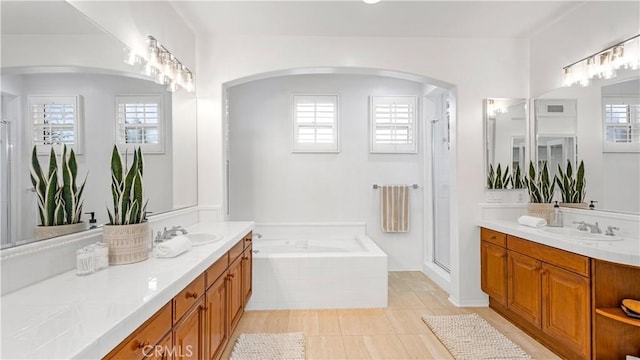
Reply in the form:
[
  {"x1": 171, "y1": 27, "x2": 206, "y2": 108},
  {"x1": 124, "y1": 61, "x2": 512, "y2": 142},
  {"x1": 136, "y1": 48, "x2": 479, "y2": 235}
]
[{"x1": 223, "y1": 271, "x2": 561, "y2": 359}]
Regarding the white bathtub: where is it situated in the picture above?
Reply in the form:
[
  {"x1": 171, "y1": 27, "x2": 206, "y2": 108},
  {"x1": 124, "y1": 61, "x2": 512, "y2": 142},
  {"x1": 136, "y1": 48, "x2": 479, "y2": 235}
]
[{"x1": 245, "y1": 223, "x2": 388, "y2": 310}]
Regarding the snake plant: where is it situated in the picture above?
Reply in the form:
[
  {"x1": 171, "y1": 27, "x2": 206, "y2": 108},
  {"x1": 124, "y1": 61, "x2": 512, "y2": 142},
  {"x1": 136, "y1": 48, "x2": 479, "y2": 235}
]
[
  {"x1": 555, "y1": 160, "x2": 586, "y2": 203},
  {"x1": 511, "y1": 165, "x2": 526, "y2": 189},
  {"x1": 487, "y1": 163, "x2": 511, "y2": 189},
  {"x1": 30, "y1": 145, "x2": 86, "y2": 226},
  {"x1": 107, "y1": 146, "x2": 147, "y2": 225},
  {"x1": 526, "y1": 161, "x2": 555, "y2": 203}
]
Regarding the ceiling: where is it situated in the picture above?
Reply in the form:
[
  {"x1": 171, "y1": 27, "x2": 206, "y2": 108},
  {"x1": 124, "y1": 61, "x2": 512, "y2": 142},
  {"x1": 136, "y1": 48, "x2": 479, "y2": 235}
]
[
  {"x1": 1, "y1": 1, "x2": 104, "y2": 35},
  {"x1": 171, "y1": 1, "x2": 582, "y2": 38}
]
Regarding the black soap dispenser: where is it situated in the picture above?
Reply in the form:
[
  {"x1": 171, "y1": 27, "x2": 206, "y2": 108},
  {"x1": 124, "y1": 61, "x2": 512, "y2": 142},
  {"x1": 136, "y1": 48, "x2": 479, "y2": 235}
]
[
  {"x1": 551, "y1": 201, "x2": 563, "y2": 227},
  {"x1": 589, "y1": 201, "x2": 597, "y2": 210},
  {"x1": 85, "y1": 212, "x2": 97, "y2": 229}
]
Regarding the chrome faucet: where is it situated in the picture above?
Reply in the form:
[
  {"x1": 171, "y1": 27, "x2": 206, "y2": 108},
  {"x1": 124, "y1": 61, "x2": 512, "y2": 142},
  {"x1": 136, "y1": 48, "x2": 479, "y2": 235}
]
[
  {"x1": 155, "y1": 226, "x2": 188, "y2": 242},
  {"x1": 573, "y1": 221, "x2": 602, "y2": 234},
  {"x1": 605, "y1": 226, "x2": 620, "y2": 236}
]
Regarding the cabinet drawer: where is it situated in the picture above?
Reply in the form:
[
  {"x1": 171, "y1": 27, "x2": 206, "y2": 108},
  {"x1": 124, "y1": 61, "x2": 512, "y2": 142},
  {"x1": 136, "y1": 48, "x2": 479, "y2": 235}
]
[
  {"x1": 104, "y1": 303, "x2": 171, "y2": 360},
  {"x1": 507, "y1": 236, "x2": 589, "y2": 277},
  {"x1": 229, "y1": 240, "x2": 244, "y2": 262},
  {"x1": 173, "y1": 273, "x2": 205, "y2": 323},
  {"x1": 243, "y1": 232, "x2": 253, "y2": 249},
  {"x1": 206, "y1": 253, "x2": 229, "y2": 289},
  {"x1": 481, "y1": 228, "x2": 506, "y2": 247}
]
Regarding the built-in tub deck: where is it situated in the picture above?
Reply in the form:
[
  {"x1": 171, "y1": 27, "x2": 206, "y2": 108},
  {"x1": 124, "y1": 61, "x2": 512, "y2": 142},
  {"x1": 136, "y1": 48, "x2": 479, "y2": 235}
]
[{"x1": 246, "y1": 223, "x2": 388, "y2": 310}]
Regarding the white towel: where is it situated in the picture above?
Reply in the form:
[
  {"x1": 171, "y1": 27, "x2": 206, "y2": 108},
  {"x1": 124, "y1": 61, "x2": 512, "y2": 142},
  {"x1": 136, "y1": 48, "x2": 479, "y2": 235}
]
[
  {"x1": 154, "y1": 235, "x2": 192, "y2": 258},
  {"x1": 517, "y1": 215, "x2": 547, "y2": 228},
  {"x1": 381, "y1": 185, "x2": 410, "y2": 233}
]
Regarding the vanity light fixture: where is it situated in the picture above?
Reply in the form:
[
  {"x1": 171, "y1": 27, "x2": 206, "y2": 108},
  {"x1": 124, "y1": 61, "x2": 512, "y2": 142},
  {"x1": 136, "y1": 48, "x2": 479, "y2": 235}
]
[
  {"x1": 123, "y1": 36, "x2": 194, "y2": 93},
  {"x1": 562, "y1": 34, "x2": 640, "y2": 87}
]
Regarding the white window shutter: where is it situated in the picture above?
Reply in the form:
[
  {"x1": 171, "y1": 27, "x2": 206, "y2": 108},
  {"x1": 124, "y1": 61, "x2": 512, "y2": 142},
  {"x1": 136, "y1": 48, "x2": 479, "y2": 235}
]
[
  {"x1": 293, "y1": 95, "x2": 339, "y2": 153},
  {"x1": 370, "y1": 95, "x2": 417, "y2": 153},
  {"x1": 29, "y1": 95, "x2": 83, "y2": 155},
  {"x1": 115, "y1": 95, "x2": 164, "y2": 154},
  {"x1": 603, "y1": 96, "x2": 640, "y2": 152}
]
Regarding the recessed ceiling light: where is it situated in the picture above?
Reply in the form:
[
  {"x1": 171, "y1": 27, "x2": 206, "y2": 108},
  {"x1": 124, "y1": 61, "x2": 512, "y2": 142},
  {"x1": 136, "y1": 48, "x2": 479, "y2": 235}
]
[{"x1": 363, "y1": 0, "x2": 381, "y2": 4}]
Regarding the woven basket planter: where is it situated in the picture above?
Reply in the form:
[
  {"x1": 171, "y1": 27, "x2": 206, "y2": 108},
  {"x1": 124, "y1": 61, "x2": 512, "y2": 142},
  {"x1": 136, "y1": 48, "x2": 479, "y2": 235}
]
[
  {"x1": 527, "y1": 203, "x2": 554, "y2": 223},
  {"x1": 103, "y1": 222, "x2": 150, "y2": 265},
  {"x1": 34, "y1": 222, "x2": 87, "y2": 241},
  {"x1": 559, "y1": 202, "x2": 588, "y2": 209}
]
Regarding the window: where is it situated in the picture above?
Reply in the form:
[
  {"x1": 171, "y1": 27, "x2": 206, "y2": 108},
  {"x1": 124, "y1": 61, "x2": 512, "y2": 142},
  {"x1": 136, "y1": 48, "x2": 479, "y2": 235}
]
[
  {"x1": 370, "y1": 95, "x2": 417, "y2": 153},
  {"x1": 603, "y1": 96, "x2": 640, "y2": 152},
  {"x1": 292, "y1": 95, "x2": 339, "y2": 152},
  {"x1": 29, "y1": 95, "x2": 82, "y2": 154},
  {"x1": 115, "y1": 95, "x2": 164, "y2": 153}
]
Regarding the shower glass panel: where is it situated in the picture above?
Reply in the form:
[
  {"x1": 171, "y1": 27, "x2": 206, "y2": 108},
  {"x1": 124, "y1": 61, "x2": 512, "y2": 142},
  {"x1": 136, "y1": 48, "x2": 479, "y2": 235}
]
[
  {"x1": 1, "y1": 96, "x2": 10, "y2": 246},
  {"x1": 432, "y1": 96, "x2": 451, "y2": 272}
]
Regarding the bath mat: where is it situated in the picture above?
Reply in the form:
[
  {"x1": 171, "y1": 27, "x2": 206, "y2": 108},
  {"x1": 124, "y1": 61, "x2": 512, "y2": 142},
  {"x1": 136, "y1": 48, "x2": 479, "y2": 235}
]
[
  {"x1": 230, "y1": 332, "x2": 305, "y2": 360},
  {"x1": 422, "y1": 313, "x2": 532, "y2": 360}
]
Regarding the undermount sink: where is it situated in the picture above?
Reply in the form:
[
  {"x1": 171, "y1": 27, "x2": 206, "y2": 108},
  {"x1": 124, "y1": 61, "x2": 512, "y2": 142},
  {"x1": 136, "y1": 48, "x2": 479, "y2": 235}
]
[
  {"x1": 186, "y1": 232, "x2": 224, "y2": 246},
  {"x1": 540, "y1": 227, "x2": 623, "y2": 241}
]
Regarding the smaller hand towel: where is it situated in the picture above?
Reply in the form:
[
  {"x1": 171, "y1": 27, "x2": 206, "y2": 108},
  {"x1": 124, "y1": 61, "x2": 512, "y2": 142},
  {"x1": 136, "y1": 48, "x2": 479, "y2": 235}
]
[
  {"x1": 154, "y1": 235, "x2": 192, "y2": 258},
  {"x1": 517, "y1": 215, "x2": 547, "y2": 228}
]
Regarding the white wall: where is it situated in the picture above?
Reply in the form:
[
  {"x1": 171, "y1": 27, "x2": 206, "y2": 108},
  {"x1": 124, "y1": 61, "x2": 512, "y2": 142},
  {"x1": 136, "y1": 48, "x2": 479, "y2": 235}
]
[
  {"x1": 529, "y1": 1, "x2": 640, "y2": 96},
  {"x1": 1, "y1": 34, "x2": 132, "y2": 74},
  {"x1": 67, "y1": 0, "x2": 196, "y2": 71},
  {"x1": 197, "y1": 35, "x2": 529, "y2": 305},
  {"x1": 228, "y1": 74, "x2": 426, "y2": 270},
  {"x1": 2, "y1": 73, "x2": 173, "y2": 241}
]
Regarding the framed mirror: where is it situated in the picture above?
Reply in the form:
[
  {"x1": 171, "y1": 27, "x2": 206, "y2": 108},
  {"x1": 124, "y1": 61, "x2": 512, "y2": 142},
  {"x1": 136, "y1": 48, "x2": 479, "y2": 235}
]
[
  {"x1": 0, "y1": 1, "x2": 198, "y2": 249},
  {"x1": 533, "y1": 71, "x2": 640, "y2": 214},
  {"x1": 484, "y1": 98, "x2": 527, "y2": 189}
]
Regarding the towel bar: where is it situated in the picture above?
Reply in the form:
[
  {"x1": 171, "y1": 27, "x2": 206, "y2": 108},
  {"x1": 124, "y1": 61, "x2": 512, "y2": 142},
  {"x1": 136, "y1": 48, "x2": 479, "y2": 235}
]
[{"x1": 373, "y1": 184, "x2": 419, "y2": 189}]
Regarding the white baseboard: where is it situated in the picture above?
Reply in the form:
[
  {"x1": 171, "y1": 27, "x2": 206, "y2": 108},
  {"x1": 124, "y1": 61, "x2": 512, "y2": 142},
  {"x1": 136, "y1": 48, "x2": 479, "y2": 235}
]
[{"x1": 448, "y1": 295, "x2": 489, "y2": 308}]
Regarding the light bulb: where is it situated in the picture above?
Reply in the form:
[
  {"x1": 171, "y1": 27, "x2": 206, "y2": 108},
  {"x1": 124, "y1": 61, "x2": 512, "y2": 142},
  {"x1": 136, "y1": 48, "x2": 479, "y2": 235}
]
[{"x1": 363, "y1": 0, "x2": 381, "y2": 3}]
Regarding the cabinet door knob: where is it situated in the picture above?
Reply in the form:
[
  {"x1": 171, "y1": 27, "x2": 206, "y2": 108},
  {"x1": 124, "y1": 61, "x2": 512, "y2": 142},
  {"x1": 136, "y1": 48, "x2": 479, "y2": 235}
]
[
  {"x1": 186, "y1": 291, "x2": 198, "y2": 299},
  {"x1": 136, "y1": 339, "x2": 150, "y2": 349},
  {"x1": 228, "y1": 273, "x2": 235, "y2": 279}
]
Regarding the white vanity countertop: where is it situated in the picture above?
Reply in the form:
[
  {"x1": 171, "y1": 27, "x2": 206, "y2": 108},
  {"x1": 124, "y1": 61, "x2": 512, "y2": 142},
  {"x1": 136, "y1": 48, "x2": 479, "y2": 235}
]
[
  {"x1": 0, "y1": 221, "x2": 254, "y2": 359},
  {"x1": 479, "y1": 219, "x2": 640, "y2": 267}
]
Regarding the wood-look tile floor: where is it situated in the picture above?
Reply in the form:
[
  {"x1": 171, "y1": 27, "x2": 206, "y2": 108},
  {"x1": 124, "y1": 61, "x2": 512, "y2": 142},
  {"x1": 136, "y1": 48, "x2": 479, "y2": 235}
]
[{"x1": 222, "y1": 271, "x2": 561, "y2": 359}]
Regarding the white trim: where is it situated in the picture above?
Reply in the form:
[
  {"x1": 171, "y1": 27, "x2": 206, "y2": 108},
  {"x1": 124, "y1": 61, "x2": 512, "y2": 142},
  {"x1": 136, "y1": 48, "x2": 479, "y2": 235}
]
[
  {"x1": 422, "y1": 262, "x2": 452, "y2": 293},
  {"x1": 448, "y1": 296, "x2": 489, "y2": 308}
]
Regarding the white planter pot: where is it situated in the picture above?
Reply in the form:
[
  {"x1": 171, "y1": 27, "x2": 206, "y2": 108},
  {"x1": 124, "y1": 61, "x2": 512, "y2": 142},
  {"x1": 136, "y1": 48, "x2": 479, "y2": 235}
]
[{"x1": 103, "y1": 222, "x2": 150, "y2": 265}]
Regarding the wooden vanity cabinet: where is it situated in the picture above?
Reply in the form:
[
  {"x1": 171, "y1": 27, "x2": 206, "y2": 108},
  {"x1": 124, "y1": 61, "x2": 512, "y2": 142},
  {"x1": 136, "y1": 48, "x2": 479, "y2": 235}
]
[
  {"x1": 480, "y1": 228, "x2": 591, "y2": 359},
  {"x1": 173, "y1": 296, "x2": 205, "y2": 359},
  {"x1": 592, "y1": 259, "x2": 640, "y2": 360},
  {"x1": 227, "y1": 251, "x2": 244, "y2": 333},
  {"x1": 480, "y1": 228, "x2": 508, "y2": 306},
  {"x1": 507, "y1": 251, "x2": 542, "y2": 327},
  {"x1": 105, "y1": 231, "x2": 253, "y2": 360},
  {"x1": 104, "y1": 303, "x2": 172, "y2": 360}
]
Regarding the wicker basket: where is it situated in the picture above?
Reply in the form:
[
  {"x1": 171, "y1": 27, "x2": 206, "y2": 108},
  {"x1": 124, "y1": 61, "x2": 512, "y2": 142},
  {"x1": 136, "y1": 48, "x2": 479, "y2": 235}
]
[
  {"x1": 34, "y1": 222, "x2": 87, "y2": 241},
  {"x1": 527, "y1": 203, "x2": 554, "y2": 224},
  {"x1": 559, "y1": 202, "x2": 588, "y2": 209},
  {"x1": 103, "y1": 222, "x2": 150, "y2": 265}
]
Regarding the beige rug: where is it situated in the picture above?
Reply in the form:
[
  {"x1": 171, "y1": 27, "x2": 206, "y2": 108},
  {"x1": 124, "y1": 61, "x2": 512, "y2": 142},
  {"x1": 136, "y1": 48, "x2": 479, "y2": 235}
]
[
  {"x1": 230, "y1": 332, "x2": 305, "y2": 360},
  {"x1": 422, "y1": 313, "x2": 532, "y2": 360}
]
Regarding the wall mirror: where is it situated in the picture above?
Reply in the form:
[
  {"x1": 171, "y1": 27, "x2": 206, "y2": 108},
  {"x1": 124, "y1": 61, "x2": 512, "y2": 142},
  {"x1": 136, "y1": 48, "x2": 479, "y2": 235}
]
[
  {"x1": 484, "y1": 98, "x2": 527, "y2": 189},
  {"x1": 534, "y1": 72, "x2": 640, "y2": 214},
  {"x1": 0, "y1": 1, "x2": 198, "y2": 249}
]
